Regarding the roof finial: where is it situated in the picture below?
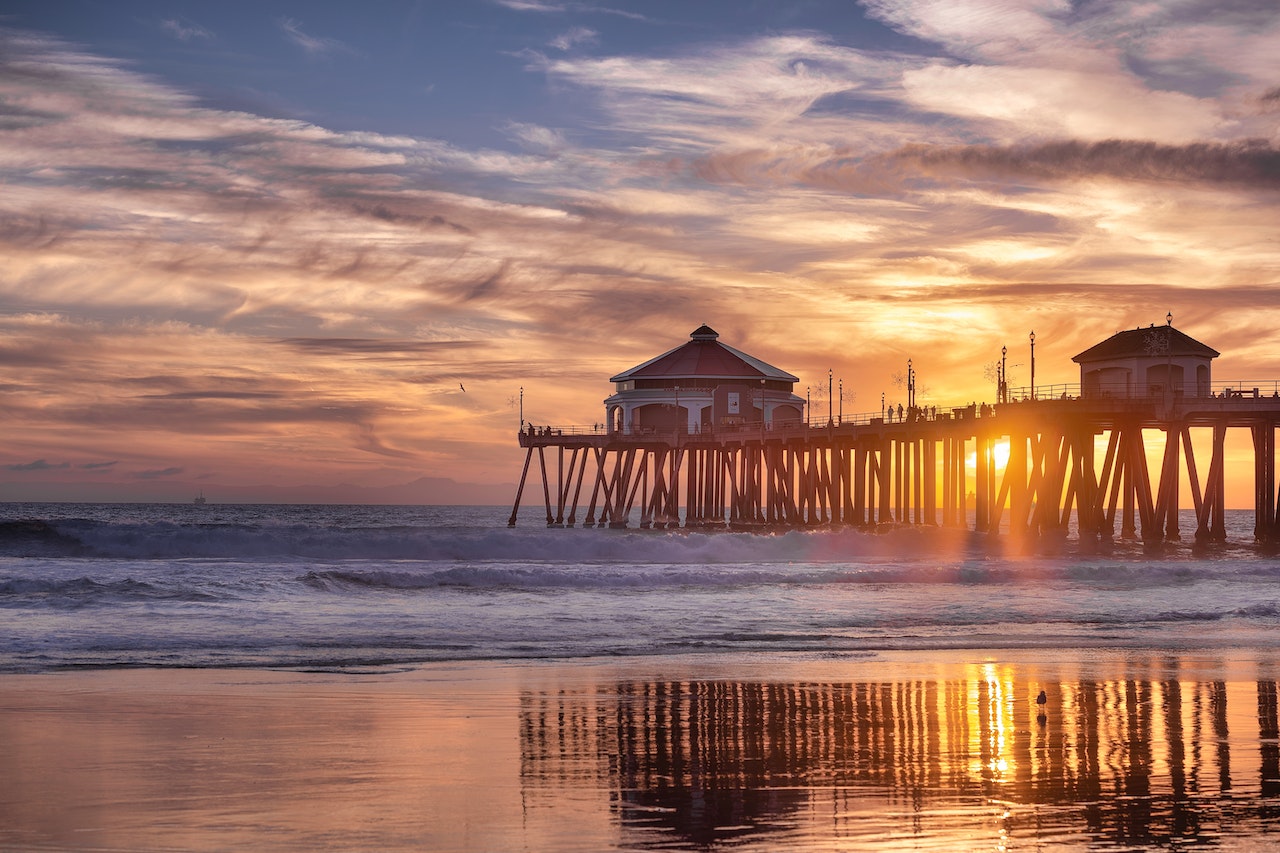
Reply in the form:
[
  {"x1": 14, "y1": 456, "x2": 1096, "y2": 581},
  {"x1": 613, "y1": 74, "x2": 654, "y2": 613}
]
[{"x1": 1167, "y1": 311, "x2": 1173, "y2": 326}]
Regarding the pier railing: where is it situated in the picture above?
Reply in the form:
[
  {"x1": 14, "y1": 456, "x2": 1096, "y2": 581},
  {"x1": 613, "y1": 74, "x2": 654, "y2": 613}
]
[
  {"x1": 520, "y1": 379, "x2": 1280, "y2": 440},
  {"x1": 1000, "y1": 380, "x2": 1280, "y2": 402}
]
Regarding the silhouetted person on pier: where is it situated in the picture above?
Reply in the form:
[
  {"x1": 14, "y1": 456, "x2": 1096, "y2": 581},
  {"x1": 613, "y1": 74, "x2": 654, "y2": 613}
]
[{"x1": 897, "y1": 403, "x2": 903, "y2": 420}]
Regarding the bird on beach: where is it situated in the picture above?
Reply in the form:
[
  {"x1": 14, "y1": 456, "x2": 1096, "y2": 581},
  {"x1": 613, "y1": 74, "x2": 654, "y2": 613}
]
[{"x1": 1036, "y1": 689, "x2": 1048, "y2": 713}]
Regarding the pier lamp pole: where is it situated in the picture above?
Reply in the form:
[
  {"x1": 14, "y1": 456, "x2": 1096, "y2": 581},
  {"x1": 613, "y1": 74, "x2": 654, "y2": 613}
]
[
  {"x1": 1000, "y1": 346, "x2": 1007, "y2": 404},
  {"x1": 828, "y1": 369, "x2": 833, "y2": 426},
  {"x1": 807, "y1": 385, "x2": 811, "y2": 426},
  {"x1": 881, "y1": 392, "x2": 885, "y2": 420},
  {"x1": 1029, "y1": 331, "x2": 1036, "y2": 400},
  {"x1": 839, "y1": 378, "x2": 843, "y2": 424},
  {"x1": 907, "y1": 359, "x2": 915, "y2": 412},
  {"x1": 519, "y1": 386, "x2": 524, "y2": 427},
  {"x1": 674, "y1": 384, "x2": 680, "y2": 434}
]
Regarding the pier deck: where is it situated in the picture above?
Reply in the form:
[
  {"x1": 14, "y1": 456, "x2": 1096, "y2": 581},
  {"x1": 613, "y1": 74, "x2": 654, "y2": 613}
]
[{"x1": 509, "y1": 391, "x2": 1280, "y2": 545}]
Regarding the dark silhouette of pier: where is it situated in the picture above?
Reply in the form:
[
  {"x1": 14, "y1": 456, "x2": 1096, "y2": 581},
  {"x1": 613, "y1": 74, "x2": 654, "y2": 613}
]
[
  {"x1": 510, "y1": 393, "x2": 1280, "y2": 545},
  {"x1": 509, "y1": 324, "x2": 1280, "y2": 545}
]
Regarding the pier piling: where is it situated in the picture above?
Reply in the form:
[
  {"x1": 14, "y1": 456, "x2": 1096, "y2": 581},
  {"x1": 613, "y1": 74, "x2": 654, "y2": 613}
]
[{"x1": 510, "y1": 396, "x2": 1280, "y2": 546}]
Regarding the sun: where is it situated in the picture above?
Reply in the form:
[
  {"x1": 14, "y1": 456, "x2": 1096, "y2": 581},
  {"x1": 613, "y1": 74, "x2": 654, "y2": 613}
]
[{"x1": 967, "y1": 440, "x2": 1012, "y2": 470}]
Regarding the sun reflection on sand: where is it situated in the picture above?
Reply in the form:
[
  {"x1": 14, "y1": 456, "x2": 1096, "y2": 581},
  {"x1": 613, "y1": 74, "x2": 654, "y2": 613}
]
[{"x1": 518, "y1": 659, "x2": 1280, "y2": 850}]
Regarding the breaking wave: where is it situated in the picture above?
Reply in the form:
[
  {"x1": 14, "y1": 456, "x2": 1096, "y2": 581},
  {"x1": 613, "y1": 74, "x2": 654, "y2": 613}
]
[
  {"x1": 4, "y1": 505, "x2": 1280, "y2": 673},
  {"x1": 0, "y1": 512, "x2": 1267, "y2": 565},
  {"x1": 293, "y1": 560, "x2": 1276, "y2": 592}
]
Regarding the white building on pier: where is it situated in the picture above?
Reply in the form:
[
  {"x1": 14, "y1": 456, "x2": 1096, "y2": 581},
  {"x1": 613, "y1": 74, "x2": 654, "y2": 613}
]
[{"x1": 1073, "y1": 320, "x2": 1218, "y2": 398}]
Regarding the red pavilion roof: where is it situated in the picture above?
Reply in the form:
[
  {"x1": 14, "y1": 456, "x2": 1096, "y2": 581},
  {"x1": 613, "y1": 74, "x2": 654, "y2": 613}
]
[{"x1": 610, "y1": 326, "x2": 798, "y2": 383}]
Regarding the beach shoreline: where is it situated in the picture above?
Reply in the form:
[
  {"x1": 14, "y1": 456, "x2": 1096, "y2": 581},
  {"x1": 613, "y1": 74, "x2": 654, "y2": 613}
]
[{"x1": 4, "y1": 648, "x2": 1280, "y2": 851}]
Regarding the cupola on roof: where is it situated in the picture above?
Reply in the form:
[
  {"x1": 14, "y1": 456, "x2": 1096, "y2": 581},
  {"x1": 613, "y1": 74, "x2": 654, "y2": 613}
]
[{"x1": 610, "y1": 326, "x2": 799, "y2": 384}]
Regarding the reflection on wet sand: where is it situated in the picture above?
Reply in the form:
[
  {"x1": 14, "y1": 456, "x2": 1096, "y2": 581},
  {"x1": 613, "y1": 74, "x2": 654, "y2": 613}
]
[{"x1": 520, "y1": 665, "x2": 1280, "y2": 849}]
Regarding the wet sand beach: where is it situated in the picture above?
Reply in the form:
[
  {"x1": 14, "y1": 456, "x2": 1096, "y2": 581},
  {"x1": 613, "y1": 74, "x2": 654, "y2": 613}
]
[{"x1": 4, "y1": 650, "x2": 1280, "y2": 851}]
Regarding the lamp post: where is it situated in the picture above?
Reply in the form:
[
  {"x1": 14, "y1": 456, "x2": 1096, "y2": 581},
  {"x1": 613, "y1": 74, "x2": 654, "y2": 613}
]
[
  {"x1": 881, "y1": 391, "x2": 885, "y2": 420},
  {"x1": 993, "y1": 343, "x2": 1003, "y2": 404},
  {"x1": 839, "y1": 378, "x2": 843, "y2": 424},
  {"x1": 807, "y1": 385, "x2": 811, "y2": 427},
  {"x1": 519, "y1": 385, "x2": 524, "y2": 428},
  {"x1": 1029, "y1": 331, "x2": 1036, "y2": 400},
  {"x1": 907, "y1": 359, "x2": 915, "y2": 412},
  {"x1": 674, "y1": 384, "x2": 681, "y2": 435},
  {"x1": 828, "y1": 369, "x2": 834, "y2": 426}
]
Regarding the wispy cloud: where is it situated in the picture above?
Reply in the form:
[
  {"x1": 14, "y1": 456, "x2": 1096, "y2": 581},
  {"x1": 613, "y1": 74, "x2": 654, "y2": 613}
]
[
  {"x1": 6, "y1": 459, "x2": 70, "y2": 472},
  {"x1": 549, "y1": 26, "x2": 598, "y2": 51},
  {"x1": 279, "y1": 18, "x2": 355, "y2": 58},
  {"x1": 134, "y1": 467, "x2": 184, "y2": 479},
  {"x1": 160, "y1": 18, "x2": 213, "y2": 42},
  {"x1": 893, "y1": 139, "x2": 1280, "y2": 189},
  {"x1": 278, "y1": 339, "x2": 482, "y2": 356},
  {"x1": 686, "y1": 139, "x2": 1280, "y2": 193},
  {"x1": 505, "y1": 121, "x2": 567, "y2": 151},
  {"x1": 492, "y1": 0, "x2": 569, "y2": 12},
  {"x1": 493, "y1": 0, "x2": 647, "y2": 20}
]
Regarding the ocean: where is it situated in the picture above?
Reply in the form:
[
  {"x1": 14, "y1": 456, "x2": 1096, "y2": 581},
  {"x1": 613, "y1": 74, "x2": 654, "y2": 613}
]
[
  {"x1": 2, "y1": 502, "x2": 1278, "y2": 674},
  {"x1": 6, "y1": 502, "x2": 1280, "y2": 850}
]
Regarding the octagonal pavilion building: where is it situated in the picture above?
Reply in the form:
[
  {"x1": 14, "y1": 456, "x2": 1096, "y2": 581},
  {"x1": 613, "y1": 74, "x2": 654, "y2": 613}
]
[
  {"x1": 604, "y1": 325, "x2": 806, "y2": 435},
  {"x1": 1072, "y1": 321, "x2": 1219, "y2": 398}
]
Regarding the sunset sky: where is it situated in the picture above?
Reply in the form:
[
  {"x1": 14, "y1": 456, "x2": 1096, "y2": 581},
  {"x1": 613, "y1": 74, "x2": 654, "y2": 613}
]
[{"x1": 2, "y1": 1, "x2": 1279, "y2": 504}]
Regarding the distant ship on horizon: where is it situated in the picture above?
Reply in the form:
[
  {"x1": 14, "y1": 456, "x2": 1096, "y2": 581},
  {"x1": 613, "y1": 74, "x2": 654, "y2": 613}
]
[{"x1": 193, "y1": 491, "x2": 207, "y2": 505}]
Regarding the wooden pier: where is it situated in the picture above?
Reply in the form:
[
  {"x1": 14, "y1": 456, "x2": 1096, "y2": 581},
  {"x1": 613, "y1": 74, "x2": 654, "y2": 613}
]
[{"x1": 508, "y1": 393, "x2": 1280, "y2": 545}]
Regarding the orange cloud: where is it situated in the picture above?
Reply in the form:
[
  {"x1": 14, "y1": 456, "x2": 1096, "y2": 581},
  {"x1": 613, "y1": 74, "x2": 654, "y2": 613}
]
[{"x1": 2, "y1": 11, "x2": 1279, "y2": 504}]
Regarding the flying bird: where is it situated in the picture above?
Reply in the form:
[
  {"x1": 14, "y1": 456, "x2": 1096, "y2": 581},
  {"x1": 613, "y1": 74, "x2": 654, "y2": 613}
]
[{"x1": 459, "y1": 383, "x2": 465, "y2": 392}]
